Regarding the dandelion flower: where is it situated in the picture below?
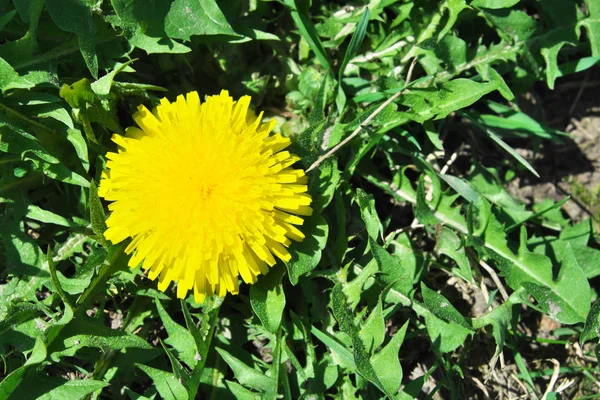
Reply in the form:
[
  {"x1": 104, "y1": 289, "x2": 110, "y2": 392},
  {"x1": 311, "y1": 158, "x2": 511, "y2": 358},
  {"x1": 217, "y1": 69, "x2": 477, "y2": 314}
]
[{"x1": 99, "y1": 90, "x2": 312, "y2": 303}]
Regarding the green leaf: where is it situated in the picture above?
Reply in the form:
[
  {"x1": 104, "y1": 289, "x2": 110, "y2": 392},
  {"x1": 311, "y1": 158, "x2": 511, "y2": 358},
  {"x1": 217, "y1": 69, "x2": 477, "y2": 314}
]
[
  {"x1": 286, "y1": 215, "x2": 328, "y2": 285},
  {"x1": 45, "y1": 0, "x2": 98, "y2": 78},
  {"x1": 89, "y1": 181, "x2": 108, "y2": 246},
  {"x1": 421, "y1": 283, "x2": 472, "y2": 329},
  {"x1": 136, "y1": 364, "x2": 189, "y2": 400},
  {"x1": 155, "y1": 298, "x2": 197, "y2": 368},
  {"x1": 522, "y1": 244, "x2": 591, "y2": 324},
  {"x1": 216, "y1": 348, "x2": 277, "y2": 395},
  {"x1": 331, "y1": 284, "x2": 391, "y2": 397},
  {"x1": 164, "y1": 0, "x2": 239, "y2": 41},
  {"x1": 47, "y1": 248, "x2": 73, "y2": 307},
  {"x1": 283, "y1": 0, "x2": 331, "y2": 71},
  {"x1": 415, "y1": 175, "x2": 437, "y2": 226},
  {"x1": 417, "y1": 307, "x2": 472, "y2": 354},
  {"x1": 8, "y1": 374, "x2": 108, "y2": 400},
  {"x1": 108, "y1": 0, "x2": 190, "y2": 54},
  {"x1": 0, "y1": 336, "x2": 46, "y2": 398},
  {"x1": 26, "y1": 204, "x2": 81, "y2": 228},
  {"x1": 310, "y1": 325, "x2": 355, "y2": 370},
  {"x1": 371, "y1": 321, "x2": 408, "y2": 395},
  {"x1": 91, "y1": 59, "x2": 136, "y2": 98},
  {"x1": 336, "y1": 8, "x2": 370, "y2": 112},
  {"x1": 0, "y1": 57, "x2": 51, "y2": 92},
  {"x1": 49, "y1": 316, "x2": 151, "y2": 361},
  {"x1": 369, "y1": 238, "x2": 413, "y2": 296},
  {"x1": 581, "y1": 299, "x2": 600, "y2": 344},
  {"x1": 250, "y1": 264, "x2": 286, "y2": 334},
  {"x1": 356, "y1": 188, "x2": 383, "y2": 241},
  {"x1": 471, "y1": 0, "x2": 520, "y2": 9},
  {"x1": 359, "y1": 299, "x2": 385, "y2": 353},
  {"x1": 435, "y1": 225, "x2": 473, "y2": 282}
]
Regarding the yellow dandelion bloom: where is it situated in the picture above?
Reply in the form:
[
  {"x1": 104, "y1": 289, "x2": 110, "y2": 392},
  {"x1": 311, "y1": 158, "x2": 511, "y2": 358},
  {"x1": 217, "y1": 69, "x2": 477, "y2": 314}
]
[{"x1": 98, "y1": 90, "x2": 312, "y2": 303}]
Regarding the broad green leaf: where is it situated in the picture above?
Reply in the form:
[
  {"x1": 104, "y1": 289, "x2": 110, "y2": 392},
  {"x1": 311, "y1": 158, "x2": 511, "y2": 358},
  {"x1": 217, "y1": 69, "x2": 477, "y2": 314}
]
[
  {"x1": 108, "y1": 0, "x2": 190, "y2": 54},
  {"x1": 471, "y1": 0, "x2": 520, "y2": 9},
  {"x1": 49, "y1": 316, "x2": 151, "y2": 361},
  {"x1": 369, "y1": 238, "x2": 413, "y2": 296},
  {"x1": 359, "y1": 299, "x2": 385, "y2": 353},
  {"x1": 421, "y1": 283, "x2": 472, "y2": 329},
  {"x1": 155, "y1": 299, "x2": 197, "y2": 368},
  {"x1": 26, "y1": 204, "x2": 80, "y2": 228},
  {"x1": 91, "y1": 59, "x2": 136, "y2": 98},
  {"x1": 136, "y1": 364, "x2": 189, "y2": 400},
  {"x1": 164, "y1": 0, "x2": 239, "y2": 40},
  {"x1": 371, "y1": 321, "x2": 408, "y2": 396},
  {"x1": 0, "y1": 336, "x2": 46, "y2": 398},
  {"x1": 250, "y1": 264, "x2": 286, "y2": 333},
  {"x1": 417, "y1": 307, "x2": 472, "y2": 353},
  {"x1": 8, "y1": 374, "x2": 108, "y2": 400},
  {"x1": 0, "y1": 57, "x2": 51, "y2": 92},
  {"x1": 522, "y1": 244, "x2": 591, "y2": 324},
  {"x1": 216, "y1": 348, "x2": 277, "y2": 395},
  {"x1": 45, "y1": 0, "x2": 98, "y2": 78},
  {"x1": 581, "y1": 299, "x2": 600, "y2": 344}
]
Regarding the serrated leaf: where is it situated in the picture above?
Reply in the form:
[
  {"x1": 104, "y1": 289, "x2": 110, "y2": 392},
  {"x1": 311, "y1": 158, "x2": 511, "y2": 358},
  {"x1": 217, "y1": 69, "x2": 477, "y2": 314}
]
[
  {"x1": 371, "y1": 320, "x2": 408, "y2": 396},
  {"x1": 581, "y1": 299, "x2": 600, "y2": 344},
  {"x1": 370, "y1": 238, "x2": 413, "y2": 296},
  {"x1": 331, "y1": 284, "x2": 390, "y2": 397},
  {"x1": 435, "y1": 225, "x2": 473, "y2": 282},
  {"x1": 421, "y1": 283, "x2": 472, "y2": 329},
  {"x1": 164, "y1": 0, "x2": 238, "y2": 40},
  {"x1": 91, "y1": 59, "x2": 136, "y2": 98},
  {"x1": 418, "y1": 307, "x2": 472, "y2": 354},
  {"x1": 415, "y1": 175, "x2": 437, "y2": 226},
  {"x1": 49, "y1": 316, "x2": 151, "y2": 361},
  {"x1": 359, "y1": 299, "x2": 385, "y2": 353},
  {"x1": 8, "y1": 374, "x2": 108, "y2": 400},
  {"x1": 0, "y1": 335, "x2": 46, "y2": 398},
  {"x1": 155, "y1": 298, "x2": 197, "y2": 368},
  {"x1": 108, "y1": 0, "x2": 190, "y2": 55},
  {"x1": 356, "y1": 188, "x2": 383, "y2": 241},
  {"x1": 250, "y1": 264, "x2": 286, "y2": 334},
  {"x1": 216, "y1": 348, "x2": 277, "y2": 395},
  {"x1": 0, "y1": 57, "x2": 51, "y2": 92},
  {"x1": 136, "y1": 364, "x2": 189, "y2": 400},
  {"x1": 522, "y1": 244, "x2": 591, "y2": 324},
  {"x1": 45, "y1": 0, "x2": 98, "y2": 78}
]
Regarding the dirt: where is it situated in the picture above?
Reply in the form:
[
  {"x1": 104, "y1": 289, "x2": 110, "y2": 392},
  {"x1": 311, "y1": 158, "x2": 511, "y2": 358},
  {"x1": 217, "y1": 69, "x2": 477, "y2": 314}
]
[{"x1": 507, "y1": 68, "x2": 600, "y2": 230}]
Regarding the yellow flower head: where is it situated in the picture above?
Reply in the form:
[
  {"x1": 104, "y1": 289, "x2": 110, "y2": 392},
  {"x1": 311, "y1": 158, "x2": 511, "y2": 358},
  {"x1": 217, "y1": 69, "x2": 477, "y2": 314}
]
[{"x1": 99, "y1": 90, "x2": 312, "y2": 303}]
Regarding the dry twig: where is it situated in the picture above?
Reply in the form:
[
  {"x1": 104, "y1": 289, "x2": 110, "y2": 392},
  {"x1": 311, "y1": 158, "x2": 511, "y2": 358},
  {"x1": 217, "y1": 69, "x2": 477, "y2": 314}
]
[{"x1": 479, "y1": 260, "x2": 510, "y2": 301}]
